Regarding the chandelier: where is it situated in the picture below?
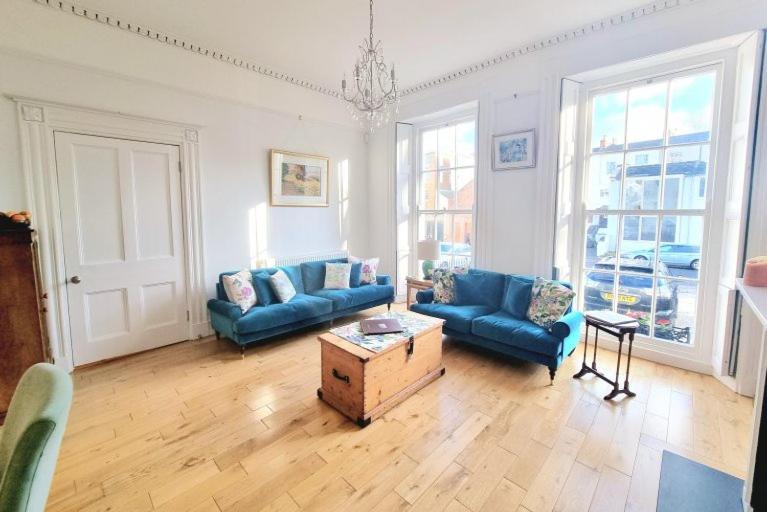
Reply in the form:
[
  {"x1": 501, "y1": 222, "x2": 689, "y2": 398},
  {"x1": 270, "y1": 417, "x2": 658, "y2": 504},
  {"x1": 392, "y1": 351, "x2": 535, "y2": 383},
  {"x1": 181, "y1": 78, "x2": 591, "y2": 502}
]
[{"x1": 341, "y1": 0, "x2": 399, "y2": 130}]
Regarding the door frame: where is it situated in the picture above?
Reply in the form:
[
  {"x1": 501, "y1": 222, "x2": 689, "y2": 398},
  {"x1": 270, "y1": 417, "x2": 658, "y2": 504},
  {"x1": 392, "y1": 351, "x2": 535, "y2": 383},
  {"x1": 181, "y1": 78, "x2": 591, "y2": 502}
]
[{"x1": 10, "y1": 95, "x2": 207, "y2": 372}]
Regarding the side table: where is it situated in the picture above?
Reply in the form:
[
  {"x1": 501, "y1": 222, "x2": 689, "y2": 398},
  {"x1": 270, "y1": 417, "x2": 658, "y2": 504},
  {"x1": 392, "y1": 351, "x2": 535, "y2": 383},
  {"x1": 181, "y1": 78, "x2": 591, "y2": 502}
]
[
  {"x1": 405, "y1": 277, "x2": 432, "y2": 309},
  {"x1": 573, "y1": 312, "x2": 639, "y2": 400}
]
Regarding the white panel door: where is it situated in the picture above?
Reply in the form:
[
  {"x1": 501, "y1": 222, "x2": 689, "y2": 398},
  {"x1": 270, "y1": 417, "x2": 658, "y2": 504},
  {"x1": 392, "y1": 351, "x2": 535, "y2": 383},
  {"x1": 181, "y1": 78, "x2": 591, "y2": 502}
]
[{"x1": 55, "y1": 132, "x2": 187, "y2": 366}]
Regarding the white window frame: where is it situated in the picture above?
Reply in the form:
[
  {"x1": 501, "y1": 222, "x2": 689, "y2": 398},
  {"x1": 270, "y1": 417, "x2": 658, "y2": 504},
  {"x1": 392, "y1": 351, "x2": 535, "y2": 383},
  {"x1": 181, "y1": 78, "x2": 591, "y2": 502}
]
[
  {"x1": 570, "y1": 59, "x2": 729, "y2": 365},
  {"x1": 412, "y1": 112, "x2": 478, "y2": 276}
]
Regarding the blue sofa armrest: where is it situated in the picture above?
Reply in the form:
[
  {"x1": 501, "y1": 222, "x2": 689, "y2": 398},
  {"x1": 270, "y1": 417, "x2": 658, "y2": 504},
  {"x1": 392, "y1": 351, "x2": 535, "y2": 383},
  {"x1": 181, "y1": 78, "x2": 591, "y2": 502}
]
[
  {"x1": 550, "y1": 311, "x2": 584, "y2": 340},
  {"x1": 207, "y1": 298, "x2": 243, "y2": 321},
  {"x1": 416, "y1": 288, "x2": 434, "y2": 304},
  {"x1": 376, "y1": 274, "x2": 392, "y2": 286}
]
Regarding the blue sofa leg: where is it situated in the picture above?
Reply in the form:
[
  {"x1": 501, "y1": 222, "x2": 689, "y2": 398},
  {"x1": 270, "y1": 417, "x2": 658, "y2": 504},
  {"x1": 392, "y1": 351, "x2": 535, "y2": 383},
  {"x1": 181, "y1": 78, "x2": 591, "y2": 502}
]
[
  {"x1": 549, "y1": 368, "x2": 556, "y2": 384},
  {"x1": 240, "y1": 345, "x2": 245, "y2": 359},
  {"x1": 214, "y1": 331, "x2": 220, "y2": 340},
  {"x1": 387, "y1": 302, "x2": 392, "y2": 312}
]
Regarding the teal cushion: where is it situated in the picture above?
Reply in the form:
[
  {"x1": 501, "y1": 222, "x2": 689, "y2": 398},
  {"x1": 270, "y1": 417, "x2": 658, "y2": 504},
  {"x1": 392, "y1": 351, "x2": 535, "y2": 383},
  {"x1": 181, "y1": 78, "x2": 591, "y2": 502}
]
[
  {"x1": 409, "y1": 303, "x2": 495, "y2": 333},
  {"x1": 252, "y1": 272, "x2": 278, "y2": 306},
  {"x1": 454, "y1": 269, "x2": 507, "y2": 308},
  {"x1": 471, "y1": 311, "x2": 562, "y2": 357},
  {"x1": 349, "y1": 262, "x2": 363, "y2": 288},
  {"x1": 310, "y1": 284, "x2": 394, "y2": 311},
  {"x1": 502, "y1": 275, "x2": 534, "y2": 319},
  {"x1": 234, "y1": 294, "x2": 332, "y2": 333}
]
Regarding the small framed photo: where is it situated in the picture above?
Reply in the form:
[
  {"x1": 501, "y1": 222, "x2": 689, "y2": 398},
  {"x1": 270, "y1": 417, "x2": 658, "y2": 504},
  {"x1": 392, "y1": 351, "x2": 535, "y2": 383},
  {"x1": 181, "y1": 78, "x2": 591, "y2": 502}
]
[
  {"x1": 270, "y1": 149, "x2": 330, "y2": 207},
  {"x1": 493, "y1": 129, "x2": 536, "y2": 170}
]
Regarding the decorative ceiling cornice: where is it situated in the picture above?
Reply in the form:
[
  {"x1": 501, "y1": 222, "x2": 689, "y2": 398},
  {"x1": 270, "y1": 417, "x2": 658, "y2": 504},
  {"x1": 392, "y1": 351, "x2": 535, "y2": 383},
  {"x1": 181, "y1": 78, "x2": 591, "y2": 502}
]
[
  {"x1": 401, "y1": 0, "x2": 702, "y2": 96},
  {"x1": 29, "y1": 0, "x2": 341, "y2": 98},
  {"x1": 29, "y1": 0, "x2": 701, "y2": 101}
]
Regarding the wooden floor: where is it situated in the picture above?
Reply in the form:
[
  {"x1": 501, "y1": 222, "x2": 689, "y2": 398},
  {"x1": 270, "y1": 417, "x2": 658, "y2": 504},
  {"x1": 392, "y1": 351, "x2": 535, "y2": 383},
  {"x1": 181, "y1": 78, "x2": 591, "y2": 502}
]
[{"x1": 48, "y1": 304, "x2": 754, "y2": 512}]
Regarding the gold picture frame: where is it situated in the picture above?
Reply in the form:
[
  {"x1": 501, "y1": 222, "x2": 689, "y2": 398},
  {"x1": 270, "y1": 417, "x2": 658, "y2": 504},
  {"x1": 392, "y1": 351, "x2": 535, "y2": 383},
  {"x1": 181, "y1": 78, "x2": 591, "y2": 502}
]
[{"x1": 270, "y1": 149, "x2": 330, "y2": 207}]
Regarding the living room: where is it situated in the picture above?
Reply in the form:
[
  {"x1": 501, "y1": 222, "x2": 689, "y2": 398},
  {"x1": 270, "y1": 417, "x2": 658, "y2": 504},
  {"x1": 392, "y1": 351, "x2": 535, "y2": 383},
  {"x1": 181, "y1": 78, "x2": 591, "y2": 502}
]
[{"x1": 1, "y1": 0, "x2": 767, "y2": 511}]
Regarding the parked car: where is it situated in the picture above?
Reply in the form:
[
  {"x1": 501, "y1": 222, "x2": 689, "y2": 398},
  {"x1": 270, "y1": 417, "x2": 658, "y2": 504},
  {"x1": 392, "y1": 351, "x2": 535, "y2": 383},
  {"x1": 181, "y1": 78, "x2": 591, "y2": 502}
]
[
  {"x1": 623, "y1": 243, "x2": 701, "y2": 270},
  {"x1": 583, "y1": 258, "x2": 679, "y2": 340}
]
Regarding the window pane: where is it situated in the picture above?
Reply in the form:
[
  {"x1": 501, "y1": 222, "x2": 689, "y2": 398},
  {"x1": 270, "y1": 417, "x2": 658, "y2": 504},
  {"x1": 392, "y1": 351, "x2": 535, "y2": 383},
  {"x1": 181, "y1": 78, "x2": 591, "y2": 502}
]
[
  {"x1": 584, "y1": 214, "x2": 618, "y2": 268},
  {"x1": 418, "y1": 214, "x2": 435, "y2": 241},
  {"x1": 616, "y1": 274, "x2": 653, "y2": 337},
  {"x1": 452, "y1": 213, "x2": 472, "y2": 268},
  {"x1": 658, "y1": 215, "x2": 703, "y2": 279},
  {"x1": 436, "y1": 170, "x2": 455, "y2": 209},
  {"x1": 420, "y1": 172, "x2": 437, "y2": 210},
  {"x1": 455, "y1": 168, "x2": 474, "y2": 209},
  {"x1": 586, "y1": 153, "x2": 623, "y2": 209},
  {"x1": 626, "y1": 82, "x2": 667, "y2": 149},
  {"x1": 656, "y1": 279, "x2": 697, "y2": 344},
  {"x1": 583, "y1": 270, "x2": 616, "y2": 312},
  {"x1": 623, "y1": 150, "x2": 662, "y2": 210},
  {"x1": 591, "y1": 91, "x2": 627, "y2": 152},
  {"x1": 664, "y1": 144, "x2": 709, "y2": 209},
  {"x1": 621, "y1": 215, "x2": 658, "y2": 269},
  {"x1": 668, "y1": 72, "x2": 715, "y2": 144},
  {"x1": 456, "y1": 121, "x2": 476, "y2": 166},
  {"x1": 422, "y1": 130, "x2": 437, "y2": 171},
  {"x1": 438, "y1": 125, "x2": 455, "y2": 169}
]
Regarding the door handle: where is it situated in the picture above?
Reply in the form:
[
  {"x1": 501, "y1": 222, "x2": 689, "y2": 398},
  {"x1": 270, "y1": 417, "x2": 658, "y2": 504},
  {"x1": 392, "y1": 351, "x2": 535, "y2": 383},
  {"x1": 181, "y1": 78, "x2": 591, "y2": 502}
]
[{"x1": 70, "y1": 275, "x2": 81, "y2": 284}]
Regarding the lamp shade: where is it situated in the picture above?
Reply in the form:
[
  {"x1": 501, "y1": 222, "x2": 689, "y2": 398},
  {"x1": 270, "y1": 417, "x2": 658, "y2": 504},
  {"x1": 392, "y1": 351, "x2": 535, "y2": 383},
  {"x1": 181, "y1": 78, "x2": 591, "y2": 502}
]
[{"x1": 417, "y1": 239, "x2": 440, "y2": 260}]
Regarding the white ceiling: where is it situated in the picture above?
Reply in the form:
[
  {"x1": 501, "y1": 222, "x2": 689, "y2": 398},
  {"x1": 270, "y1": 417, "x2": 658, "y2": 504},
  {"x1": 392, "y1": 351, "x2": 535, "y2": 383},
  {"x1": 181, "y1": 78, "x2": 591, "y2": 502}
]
[{"x1": 72, "y1": 0, "x2": 653, "y2": 92}]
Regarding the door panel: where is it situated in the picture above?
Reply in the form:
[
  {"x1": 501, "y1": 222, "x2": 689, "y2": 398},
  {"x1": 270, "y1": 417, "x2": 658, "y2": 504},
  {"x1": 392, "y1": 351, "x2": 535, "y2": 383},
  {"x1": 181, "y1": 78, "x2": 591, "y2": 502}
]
[{"x1": 55, "y1": 132, "x2": 187, "y2": 366}]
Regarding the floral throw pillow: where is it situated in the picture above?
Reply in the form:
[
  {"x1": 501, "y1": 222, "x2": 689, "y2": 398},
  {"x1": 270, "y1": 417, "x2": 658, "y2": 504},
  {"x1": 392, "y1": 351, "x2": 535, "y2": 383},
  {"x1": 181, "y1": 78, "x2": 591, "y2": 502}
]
[
  {"x1": 269, "y1": 269, "x2": 297, "y2": 303},
  {"x1": 526, "y1": 277, "x2": 575, "y2": 329},
  {"x1": 324, "y1": 262, "x2": 352, "y2": 289},
  {"x1": 431, "y1": 267, "x2": 468, "y2": 304},
  {"x1": 222, "y1": 269, "x2": 257, "y2": 313},
  {"x1": 349, "y1": 256, "x2": 379, "y2": 284}
]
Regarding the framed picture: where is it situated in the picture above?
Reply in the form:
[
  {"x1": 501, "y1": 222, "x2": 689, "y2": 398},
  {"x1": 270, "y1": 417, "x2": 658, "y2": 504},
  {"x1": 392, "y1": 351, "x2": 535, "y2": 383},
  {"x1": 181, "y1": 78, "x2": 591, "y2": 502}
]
[
  {"x1": 270, "y1": 149, "x2": 330, "y2": 207},
  {"x1": 492, "y1": 129, "x2": 536, "y2": 170}
]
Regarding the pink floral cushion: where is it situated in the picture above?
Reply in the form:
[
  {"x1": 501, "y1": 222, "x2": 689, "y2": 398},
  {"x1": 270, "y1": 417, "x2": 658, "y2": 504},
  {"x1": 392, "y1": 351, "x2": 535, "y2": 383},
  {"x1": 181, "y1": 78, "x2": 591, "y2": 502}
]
[
  {"x1": 222, "y1": 269, "x2": 257, "y2": 312},
  {"x1": 350, "y1": 256, "x2": 379, "y2": 284}
]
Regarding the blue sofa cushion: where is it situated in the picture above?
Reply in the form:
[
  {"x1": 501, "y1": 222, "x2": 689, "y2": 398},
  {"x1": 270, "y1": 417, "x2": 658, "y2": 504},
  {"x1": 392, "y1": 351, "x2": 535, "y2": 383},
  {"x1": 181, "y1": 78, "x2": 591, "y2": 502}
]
[
  {"x1": 410, "y1": 303, "x2": 495, "y2": 334},
  {"x1": 300, "y1": 259, "x2": 347, "y2": 293},
  {"x1": 502, "y1": 275, "x2": 534, "y2": 319},
  {"x1": 350, "y1": 262, "x2": 363, "y2": 288},
  {"x1": 252, "y1": 271, "x2": 278, "y2": 306},
  {"x1": 235, "y1": 293, "x2": 332, "y2": 334},
  {"x1": 310, "y1": 284, "x2": 394, "y2": 311},
  {"x1": 454, "y1": 269, "x2": 507, "y2": 308},
  {"x1": 472, "y1": 311, "x2": 563, "y2": 358}
]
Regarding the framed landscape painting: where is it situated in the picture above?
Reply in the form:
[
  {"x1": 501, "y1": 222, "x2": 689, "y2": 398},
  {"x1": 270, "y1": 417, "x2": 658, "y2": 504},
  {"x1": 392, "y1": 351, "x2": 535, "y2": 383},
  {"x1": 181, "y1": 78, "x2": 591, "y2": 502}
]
[
  {"x1": 493, "y1": 129, "x2": 536, "y2": 170},
  {"x1": 270, "y1": 149, "x2": 330, "y2": 207}
]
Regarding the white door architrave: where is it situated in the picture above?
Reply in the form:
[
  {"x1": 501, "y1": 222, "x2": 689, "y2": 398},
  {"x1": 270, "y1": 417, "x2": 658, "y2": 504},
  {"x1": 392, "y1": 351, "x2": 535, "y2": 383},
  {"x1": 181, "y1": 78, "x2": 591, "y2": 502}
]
[{"x1": 11, "y1": 95, "x2": 207, "y2": 372}]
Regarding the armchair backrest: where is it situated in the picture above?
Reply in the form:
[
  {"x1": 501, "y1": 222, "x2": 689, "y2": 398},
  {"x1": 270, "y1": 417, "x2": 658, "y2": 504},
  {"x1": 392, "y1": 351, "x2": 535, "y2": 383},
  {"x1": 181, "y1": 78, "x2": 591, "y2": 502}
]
[{"x1": 0, "y1": 363, "x2": 73, "y2": 512}]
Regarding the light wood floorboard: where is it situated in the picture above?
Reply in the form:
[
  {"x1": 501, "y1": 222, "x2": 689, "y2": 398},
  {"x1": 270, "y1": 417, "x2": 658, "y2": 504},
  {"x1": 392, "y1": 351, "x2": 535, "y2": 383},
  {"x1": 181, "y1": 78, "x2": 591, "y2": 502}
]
[{"x1": 48, "y1": 304, "x2": 754, "y2": 512}]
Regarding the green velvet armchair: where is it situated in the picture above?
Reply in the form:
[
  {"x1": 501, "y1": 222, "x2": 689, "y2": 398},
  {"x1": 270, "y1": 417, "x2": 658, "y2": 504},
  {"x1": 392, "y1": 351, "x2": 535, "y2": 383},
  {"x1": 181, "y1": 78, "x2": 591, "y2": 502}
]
[{"x1": 0, "y1": 363, "x2": 73, "y2": 512}]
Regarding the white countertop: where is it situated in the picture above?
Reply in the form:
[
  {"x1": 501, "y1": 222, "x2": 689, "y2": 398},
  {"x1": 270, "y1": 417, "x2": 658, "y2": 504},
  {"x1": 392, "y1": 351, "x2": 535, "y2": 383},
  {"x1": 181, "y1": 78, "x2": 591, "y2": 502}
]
[{"x1": 736, "y1": 278, "x2": 767, "y2": 327}]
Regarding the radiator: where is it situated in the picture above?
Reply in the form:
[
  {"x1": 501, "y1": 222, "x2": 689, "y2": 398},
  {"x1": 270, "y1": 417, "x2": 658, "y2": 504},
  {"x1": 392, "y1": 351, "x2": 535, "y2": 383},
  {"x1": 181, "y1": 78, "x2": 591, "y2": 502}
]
[{"x1": 272, "y1": 250, "x2": 349, "y2": 267}]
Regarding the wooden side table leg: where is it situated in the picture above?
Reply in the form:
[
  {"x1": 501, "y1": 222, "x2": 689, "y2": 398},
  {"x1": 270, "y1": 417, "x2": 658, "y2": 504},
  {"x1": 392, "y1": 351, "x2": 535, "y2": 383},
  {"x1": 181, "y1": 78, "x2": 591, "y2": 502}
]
[
  {"x1": 573, "y1": 322, "x2": 590, "y2": 379},
  {"x1": 592, "y1": 328, "x2": 600, "y2": 371},
  {"x1": 623, "y1": 332, "x2": 636, "y2": 397},
  {"x1": 604, "y1": 333, "x2": 624, "y2": 400},
  {"x1": 406, "y1": 285, "x2": 412, "y2": 310}
]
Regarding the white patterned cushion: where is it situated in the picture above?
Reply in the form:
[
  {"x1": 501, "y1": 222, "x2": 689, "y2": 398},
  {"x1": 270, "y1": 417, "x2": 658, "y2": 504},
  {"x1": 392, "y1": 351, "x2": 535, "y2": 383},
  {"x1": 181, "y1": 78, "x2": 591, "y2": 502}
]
[
  {"x1": 431, "y1": 267, "x2": 468, "y2": 304},
  {"x1": 269, "y1": 269, "x2": 296, "y2": 303},
  {"x1": 324, "y1": 263, "x2": 351, "y2": 289},
  {"x1": 526, "y1": 277, "x2": 575, "y2": 329},
  {"x1": 349, "y1": 256, "x2": 379, "y2": 284},
  {"x1": 222, "y1": 269, "x2": 257, "y2": 312}
]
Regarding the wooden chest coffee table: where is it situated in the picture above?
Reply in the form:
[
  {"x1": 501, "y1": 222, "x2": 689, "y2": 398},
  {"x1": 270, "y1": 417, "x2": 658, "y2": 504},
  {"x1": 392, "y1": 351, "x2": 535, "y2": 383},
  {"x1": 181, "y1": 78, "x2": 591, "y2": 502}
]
[{"x1": 317, "y1": 311, "x2": 445, "y2": 427}]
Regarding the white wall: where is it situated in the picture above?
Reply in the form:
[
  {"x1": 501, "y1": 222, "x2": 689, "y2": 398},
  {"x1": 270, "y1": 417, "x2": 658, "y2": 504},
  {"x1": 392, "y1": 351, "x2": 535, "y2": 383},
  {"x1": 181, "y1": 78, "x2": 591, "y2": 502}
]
[
  {"x1": 0, "y1": 2, "x2": 369, "y2": 297},
  {"x1": 369, "y1": 0, "x2": 767, "y2": 279}
]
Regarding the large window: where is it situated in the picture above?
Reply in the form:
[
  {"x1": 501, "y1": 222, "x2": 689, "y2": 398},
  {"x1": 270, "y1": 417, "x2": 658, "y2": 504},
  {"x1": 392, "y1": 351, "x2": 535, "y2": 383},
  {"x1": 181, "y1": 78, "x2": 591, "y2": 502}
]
[
  {"x1": 582, "y1": 69, "x2": 717, "y2": 345},
  {"x1": 417, "y1": 118, "x2": 476, "y2": 274}
]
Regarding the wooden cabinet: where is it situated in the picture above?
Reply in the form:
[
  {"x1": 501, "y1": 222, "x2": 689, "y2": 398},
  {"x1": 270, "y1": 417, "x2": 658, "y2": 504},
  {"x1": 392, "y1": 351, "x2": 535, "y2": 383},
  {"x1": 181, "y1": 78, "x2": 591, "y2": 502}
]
[{"x1": 0, "y1": 228, "x2": 49, "y2": 423}]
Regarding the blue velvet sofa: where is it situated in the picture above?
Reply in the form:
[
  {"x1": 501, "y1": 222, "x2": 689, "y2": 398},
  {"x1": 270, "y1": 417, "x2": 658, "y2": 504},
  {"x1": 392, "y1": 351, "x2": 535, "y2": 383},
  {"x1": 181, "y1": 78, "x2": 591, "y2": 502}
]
[
  {"x1": 411, "y1": 269, "x2": 583, "y2": 381},
  {"x1": 208, "y1": 258, "x2": 394, "y2": 353}
]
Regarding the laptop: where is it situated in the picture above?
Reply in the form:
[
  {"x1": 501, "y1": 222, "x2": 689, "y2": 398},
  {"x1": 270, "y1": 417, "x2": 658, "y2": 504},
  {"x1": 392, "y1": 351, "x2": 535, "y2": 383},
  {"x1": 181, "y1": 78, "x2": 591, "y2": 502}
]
[{"x1": 360, "y1": 318, "x2": 403, "y2": 335}]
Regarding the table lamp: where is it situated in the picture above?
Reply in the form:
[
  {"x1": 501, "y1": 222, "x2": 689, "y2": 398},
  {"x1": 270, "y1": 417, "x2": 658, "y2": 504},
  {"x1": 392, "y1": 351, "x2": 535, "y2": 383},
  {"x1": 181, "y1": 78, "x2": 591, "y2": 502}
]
[{"x1": 417, "y1": 239, "x2": 440, "y2": 279}]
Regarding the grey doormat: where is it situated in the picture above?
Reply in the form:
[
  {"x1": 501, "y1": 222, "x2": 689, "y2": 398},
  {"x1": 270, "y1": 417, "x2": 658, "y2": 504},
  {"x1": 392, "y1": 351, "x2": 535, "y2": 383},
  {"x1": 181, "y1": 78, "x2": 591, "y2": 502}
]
[{"x1": 657, "y1": 450, "x2": 744, "y2": 512}]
